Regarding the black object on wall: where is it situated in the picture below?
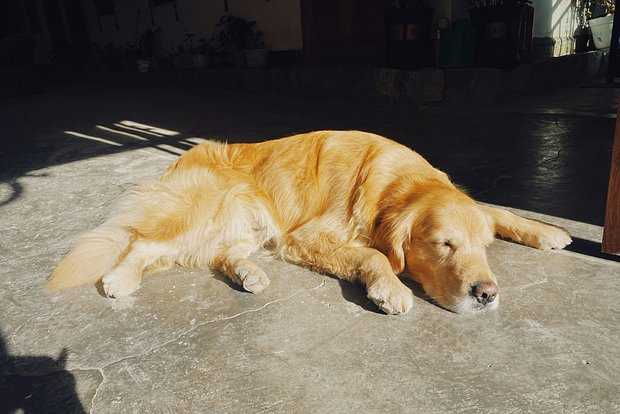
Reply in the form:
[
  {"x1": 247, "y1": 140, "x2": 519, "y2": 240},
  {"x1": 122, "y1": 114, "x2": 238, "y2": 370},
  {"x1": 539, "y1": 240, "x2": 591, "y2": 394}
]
[{"x1": 385, "y1": 4, "x2": 434, "y2": 69}]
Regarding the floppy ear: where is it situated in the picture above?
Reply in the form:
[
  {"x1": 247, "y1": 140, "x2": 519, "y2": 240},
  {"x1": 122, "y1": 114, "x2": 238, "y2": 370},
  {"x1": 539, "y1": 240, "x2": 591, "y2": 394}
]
[
  {"x1": 373, "y1": 211, "x2": 412, "y2": 275},
  {"x1": 386, "y1": 238, "x2": 406, "y2": 274},
  {"x1": 372, "y1": 176, "x2": 427, "y2": 274}
]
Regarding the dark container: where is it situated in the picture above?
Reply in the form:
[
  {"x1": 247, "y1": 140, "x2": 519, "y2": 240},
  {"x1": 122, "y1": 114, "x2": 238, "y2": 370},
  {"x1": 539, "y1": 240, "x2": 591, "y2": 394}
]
[
  {"x1": 385, "y1": 5, "x2": 434, "y2": 69},
  {"x1": 469, "y1": 3, "x2": 534, "y2": 68}
]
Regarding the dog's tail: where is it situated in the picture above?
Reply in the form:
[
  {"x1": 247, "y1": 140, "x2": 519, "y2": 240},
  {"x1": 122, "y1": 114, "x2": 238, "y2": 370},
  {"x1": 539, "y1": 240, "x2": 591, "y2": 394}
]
[
  {"x1": 47, "y1": 178, "x2": 198, "y2": 291},
  {"x1": 47, "y1": 222, "x2": 134, "y2": 291}
]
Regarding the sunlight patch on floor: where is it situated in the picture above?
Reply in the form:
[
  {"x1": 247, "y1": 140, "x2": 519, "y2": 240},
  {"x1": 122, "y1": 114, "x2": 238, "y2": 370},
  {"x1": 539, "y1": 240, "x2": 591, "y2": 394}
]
[
  {"x1": 113, "y1": 123, "x2": 163, "y2": 137},
  {"x1": 119, "y1": 120, "x2": 179, "y2": 136},
  {"x1": 184, "y1": 137, "x2": 207, "y2": 144},
  {"x1": 64, "y1": 131, "x2": 123, "y2": 147},
  {"x1": 96, "y1": 125, "x2": 149, "y2": 141},
  {"x1": 154, "y1": 144, "x2": 185, "y2": 155}
]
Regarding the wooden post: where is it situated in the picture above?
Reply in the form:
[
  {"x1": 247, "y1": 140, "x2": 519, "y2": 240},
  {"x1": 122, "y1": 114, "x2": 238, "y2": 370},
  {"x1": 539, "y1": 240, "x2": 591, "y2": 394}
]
[{"x1": 602, "y1": 104, "x2": 620, "y2": 254}]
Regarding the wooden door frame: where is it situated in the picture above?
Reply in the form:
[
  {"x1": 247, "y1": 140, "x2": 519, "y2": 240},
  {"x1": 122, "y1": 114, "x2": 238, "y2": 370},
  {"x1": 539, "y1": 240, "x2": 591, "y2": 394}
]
[{"x1": 602, "y1": 104, "x2": 620, "y2": 255}]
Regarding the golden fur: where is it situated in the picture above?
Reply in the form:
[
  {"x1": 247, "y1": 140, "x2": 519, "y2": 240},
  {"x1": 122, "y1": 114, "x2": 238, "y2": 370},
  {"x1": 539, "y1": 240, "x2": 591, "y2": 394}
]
[{"x1": 48, "y1": 131, "x2": 572, "y2": 314}]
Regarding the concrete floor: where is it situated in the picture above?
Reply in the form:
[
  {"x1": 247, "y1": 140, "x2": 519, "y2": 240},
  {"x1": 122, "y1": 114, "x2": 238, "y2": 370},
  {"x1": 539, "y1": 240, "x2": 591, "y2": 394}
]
[{"x1": 1, "y1": 83, "x2": 620, "y2": 413}]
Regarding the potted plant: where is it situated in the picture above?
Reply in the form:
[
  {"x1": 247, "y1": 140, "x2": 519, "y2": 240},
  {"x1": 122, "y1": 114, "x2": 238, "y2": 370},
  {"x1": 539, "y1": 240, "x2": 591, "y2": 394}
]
[
  {"x1": 211, "y1": 15, "x2": 268, "y2": 68},
  {"x1": 589, "y1": 0, "x2": 615, "y2": 49},
  {"x1": 575, "y1": 0, "x2": 615, "y2": 51},
  {"x1": 575, "y1": 0, "x2": 594, "y2": 52},
  {"x1": 171, "y1": 33, "x2": 209, "y2": 69},
  {"x1": 243, "y1": 27, "x2": 267, "y2": 68}
]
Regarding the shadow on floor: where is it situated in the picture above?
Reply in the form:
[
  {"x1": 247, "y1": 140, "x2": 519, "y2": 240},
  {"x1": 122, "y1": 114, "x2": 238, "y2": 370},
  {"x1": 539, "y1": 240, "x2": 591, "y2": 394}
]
[
  {"x1": 337, "y1": 279, "x2": 383, "y2": 314},
  {"x1": 0, "y1": 120, "x2": 208, "y2": 208},
  {"x1": 337, "y1": 276, "x2": 441, "y2": 314},
  {"x1": 566, "y1": 237, "x2": 620, "y2": 262},
  {"x1": 0, "y1": 329, "x2": 85, "y2": 414}
]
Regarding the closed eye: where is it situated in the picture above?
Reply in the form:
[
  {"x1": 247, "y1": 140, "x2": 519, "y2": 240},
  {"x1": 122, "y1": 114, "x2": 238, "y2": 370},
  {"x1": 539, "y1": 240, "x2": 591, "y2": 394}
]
[{"x1": 434, "y1": 240, "x2": 455, "y2": 250}]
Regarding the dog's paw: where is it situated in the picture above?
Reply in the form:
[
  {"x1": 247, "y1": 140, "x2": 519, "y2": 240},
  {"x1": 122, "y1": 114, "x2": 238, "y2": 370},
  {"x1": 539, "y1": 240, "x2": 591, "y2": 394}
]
[
  {"x1": 367, "y1": 277, "x2": 414, "y2": 315},
  {"x1": 235, "y1": 261, "x2": 270, "y2": 294},
  {"x1": 531, "y1": 225, "x2": 572, "y2": 250},
  {"x1": 102, "y1": 270, "x2": 141, "y2": 298}
]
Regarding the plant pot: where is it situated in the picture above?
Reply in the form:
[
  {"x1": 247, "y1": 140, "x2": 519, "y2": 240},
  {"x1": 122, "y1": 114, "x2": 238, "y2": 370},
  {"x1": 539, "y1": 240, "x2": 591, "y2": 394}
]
[
  {"x1": 589, "y1": 14, "x2": 614, "y2": 49},
  {"x1": 244, "y1": 49, "x2": 268, "y2": 68},
  {"x1": 574, "y1": 27, "x2": 591, "y2": 53}
]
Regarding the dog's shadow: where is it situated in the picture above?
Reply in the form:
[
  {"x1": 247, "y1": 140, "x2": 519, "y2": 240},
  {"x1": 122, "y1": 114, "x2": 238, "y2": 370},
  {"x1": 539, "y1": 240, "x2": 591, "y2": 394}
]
[
  {"x1": 211, "y1": 270, "x2": 246, "y2": 292},
  {"x1": 0, "y1": 334, "x2": 86, "y2": 414},
  {"x1": 337, "y1": 276, "x2": 434, "y2": 314},
  {"x1": 336, "y1": 279, "x2": 382, "y2": 314},
  {"x1": 211, "y1": 266, "x2": 438, "y2": 314}
]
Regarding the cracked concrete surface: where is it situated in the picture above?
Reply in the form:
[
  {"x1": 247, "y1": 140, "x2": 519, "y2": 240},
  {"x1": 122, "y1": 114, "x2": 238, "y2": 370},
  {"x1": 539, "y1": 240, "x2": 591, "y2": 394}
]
[{"x1": 1, "y1": 84, "x2": 620, "y2": 413}]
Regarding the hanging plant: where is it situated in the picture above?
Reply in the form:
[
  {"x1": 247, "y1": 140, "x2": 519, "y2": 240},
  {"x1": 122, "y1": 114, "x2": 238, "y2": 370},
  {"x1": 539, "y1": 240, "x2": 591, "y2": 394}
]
[{"x1": 575, "y1": 0, "x2": 615, "y2": 29}]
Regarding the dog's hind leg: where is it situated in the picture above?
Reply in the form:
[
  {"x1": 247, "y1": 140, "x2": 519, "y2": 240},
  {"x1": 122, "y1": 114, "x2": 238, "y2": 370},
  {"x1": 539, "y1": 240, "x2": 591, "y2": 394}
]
[
  {"x1": 212, "y1": 241, "x2": 270, "y2": 294},
  {"x1": 102, "y1": 240, "x2": 176, "y2": 298}
]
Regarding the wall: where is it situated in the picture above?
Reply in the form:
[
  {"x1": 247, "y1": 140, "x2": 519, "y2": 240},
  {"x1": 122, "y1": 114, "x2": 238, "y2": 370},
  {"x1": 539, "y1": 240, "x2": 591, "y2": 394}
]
[
  {"x1": 532, "y1": 0, "x2": 578, "y2": 56},
  {"x1": 231, "y1": 0, "x2": 302, "y2": 51},
  {"x1": 80, "y1": 0, "x2": 303, "y2": 54},
  {"x1": 532, "y1": 0, "x2": 553, "y2": 38}
]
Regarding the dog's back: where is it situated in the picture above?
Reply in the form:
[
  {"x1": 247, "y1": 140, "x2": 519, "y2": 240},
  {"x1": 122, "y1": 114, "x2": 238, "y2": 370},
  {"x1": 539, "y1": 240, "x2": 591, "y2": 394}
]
[{"x1": 166, "y1": 131, "x2": 446, "y2": 232}]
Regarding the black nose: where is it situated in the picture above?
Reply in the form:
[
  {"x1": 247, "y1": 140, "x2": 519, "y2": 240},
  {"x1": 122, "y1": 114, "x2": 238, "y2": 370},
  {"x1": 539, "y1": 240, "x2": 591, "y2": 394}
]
[{"x1": 471, "y1": 281, "x2": 498, "y2": 305}]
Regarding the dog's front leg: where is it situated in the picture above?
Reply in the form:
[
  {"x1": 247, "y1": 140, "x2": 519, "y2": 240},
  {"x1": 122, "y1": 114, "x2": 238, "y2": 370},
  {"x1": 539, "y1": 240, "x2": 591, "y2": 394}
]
[
  {"x1": 282, "y1": 237, "x2": 413, "y2": 315},
  {"x1": 480, "y1": 205, "x2": 572, "y2": 250}
]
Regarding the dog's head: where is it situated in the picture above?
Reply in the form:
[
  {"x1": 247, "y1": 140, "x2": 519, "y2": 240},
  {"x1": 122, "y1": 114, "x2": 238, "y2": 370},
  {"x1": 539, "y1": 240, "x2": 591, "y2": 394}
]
[{"x1": 376, "y1": 180, "x2": 497, "y2": 314}]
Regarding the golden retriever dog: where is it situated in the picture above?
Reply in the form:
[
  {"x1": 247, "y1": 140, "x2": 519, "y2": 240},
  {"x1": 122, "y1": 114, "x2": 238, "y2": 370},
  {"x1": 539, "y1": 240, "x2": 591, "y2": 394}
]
[{"x1": 48, "y1": 131, "x2": 572, "y2": 314}]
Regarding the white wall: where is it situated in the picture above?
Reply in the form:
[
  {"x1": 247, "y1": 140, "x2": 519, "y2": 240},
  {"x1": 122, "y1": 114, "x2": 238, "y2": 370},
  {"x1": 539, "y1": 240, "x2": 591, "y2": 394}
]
[{"x1": 80, "y1": 0, "x2": 303, "y2": 53}]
